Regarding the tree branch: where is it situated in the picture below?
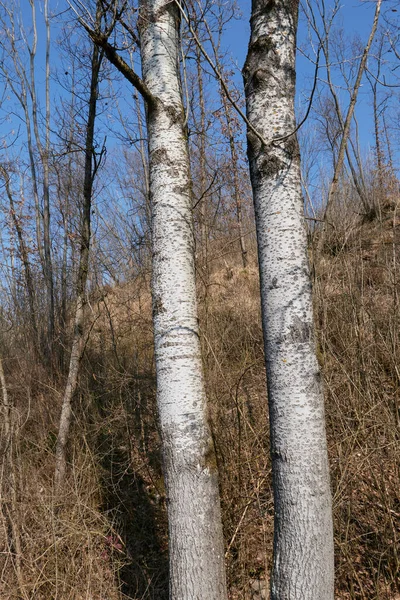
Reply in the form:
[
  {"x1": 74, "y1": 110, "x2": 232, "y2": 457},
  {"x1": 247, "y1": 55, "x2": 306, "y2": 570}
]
[
  {"x1": 90, "y1": 31, "x2": 156, "y2": 106},
  {"x1": 66, "y1": 1, "x2": 156, "y2": 107}
]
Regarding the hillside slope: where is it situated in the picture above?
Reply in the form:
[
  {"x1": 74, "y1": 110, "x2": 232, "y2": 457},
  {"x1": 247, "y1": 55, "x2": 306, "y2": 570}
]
[{"x1": 0, "y1": 209, "x2": 399, "y2": 599}]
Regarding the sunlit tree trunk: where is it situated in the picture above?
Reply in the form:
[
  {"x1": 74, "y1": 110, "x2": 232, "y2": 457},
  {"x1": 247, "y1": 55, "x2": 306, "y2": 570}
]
[
  {"x1": 139, "y1": 1, "x2": 228, "y2": 597},
  {"x1": 73, "y1": 3, "x2": 228, "y2": 594},
  {"x1": 243, "y1": 0, "x2": 334, "y2": 597}
]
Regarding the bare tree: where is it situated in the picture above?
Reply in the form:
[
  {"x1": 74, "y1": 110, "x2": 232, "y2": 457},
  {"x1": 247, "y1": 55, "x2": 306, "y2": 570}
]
[
  {"x1": 216, "y1": 69, "x2": 248, "y2": 269},
  {"x1": 304, "y1": 0, "x2": 383, "y2": 226},
  {"x1": 140, "y1": 3, "x2": 227, "y2": 593},
  {"x1": 0, "y1": 167, "x2": 39, "y2": 357},
  {"x1": 69, "y1": 0, "x2": 229, "y2": 596},
  {"x1": 0, "y1": 0, "x2": 55, "y2": 355},
  {"x1": 324, "y1": 0, "x2": 382, "y2": 218},
  {"x1": 54, "y1": 5, "x2": 104, "y2": 491}
]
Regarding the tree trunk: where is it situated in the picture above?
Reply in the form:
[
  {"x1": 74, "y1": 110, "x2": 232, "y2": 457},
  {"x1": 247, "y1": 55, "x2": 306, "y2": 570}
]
[
  {"x1": 29, "y1": 0, "x2": 55, "y2": 353},
  {"x1": 54, "y1": 36, "x2": 103, "y2": 492},
  {"x1": 0, "y1": 167, "x2": 39, "y2": 357},
  {"x1": 43, "y1": 0, "x2": 55, "y2": 353},
  {"x1": 139, "y1": 1, "x2": 228, "y2": 597},
  {"x1": 243, "y1": 0, "x2": 334, "y2": 598},
  {"x1": 321, "y1": 0, "x2": 382, "y2": 226}
]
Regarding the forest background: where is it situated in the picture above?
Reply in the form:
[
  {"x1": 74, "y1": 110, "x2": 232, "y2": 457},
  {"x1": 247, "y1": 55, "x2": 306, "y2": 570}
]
[{"x1": 0, "y1": 0, "x2": 399, "y2": 598}]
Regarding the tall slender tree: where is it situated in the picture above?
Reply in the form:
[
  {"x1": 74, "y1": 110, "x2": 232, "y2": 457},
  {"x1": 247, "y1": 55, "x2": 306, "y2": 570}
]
[
  {"x1": 0, "y1": 0, "x2": 55, "y2": 354},
  {"x1": 54, "y1": 5, "x2": 104, "y2": 491},
  {"x1": 243, "y1": 0, "x2": 334, "y2": 597},
  {"x1": 140, "y1": 3, "x2": 227, "y2": 595},
  {"x1": 0, "y1": 167, "x2": 39, "y2": 357},
  {"x1": 72, "y1": 0, "x2": 229, "y2": 596}
]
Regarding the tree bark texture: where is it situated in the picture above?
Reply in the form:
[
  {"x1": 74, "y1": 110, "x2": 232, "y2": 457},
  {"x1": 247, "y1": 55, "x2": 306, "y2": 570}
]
[
  {"x1": 139, "y1": 1, "x2": 228, "y2": 598},
  {"x1": 243, "y1": 0, "x2": 334, "y2": 598}
]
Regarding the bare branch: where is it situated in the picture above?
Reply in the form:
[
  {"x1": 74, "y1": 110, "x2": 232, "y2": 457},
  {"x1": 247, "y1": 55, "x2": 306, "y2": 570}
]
[
  {"x1": 90, "y1": 32, "x2": 156, "y2": 106},
  {"x1": 180, "y1": 0, "x2": 320, "y2": 149}
]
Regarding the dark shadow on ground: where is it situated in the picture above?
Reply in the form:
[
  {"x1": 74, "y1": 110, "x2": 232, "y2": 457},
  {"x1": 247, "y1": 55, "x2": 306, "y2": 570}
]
[
  {"x1": 99, "y1": 442, "x2": 169, "y2": 600},
  {"x1": 85, "y1": 343, "x2": 169, "y2": 600}
]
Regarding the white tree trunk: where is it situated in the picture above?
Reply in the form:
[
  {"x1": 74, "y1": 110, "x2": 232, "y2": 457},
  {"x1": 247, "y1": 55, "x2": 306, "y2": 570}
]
[
  {"x1": 139, "y1": 1, "x2": 228, "y2": 598},
  {"x1": 243, "y1": 0, "x2": 334, "y2": 598}
]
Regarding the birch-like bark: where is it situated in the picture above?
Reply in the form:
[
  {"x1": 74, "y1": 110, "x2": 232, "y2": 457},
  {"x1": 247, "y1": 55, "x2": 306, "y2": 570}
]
[
  {"x1": 54, "y1": 36, "x2": 103, "y2": 492},
  {"x1": 81, "y1": 1, "x2": 227, "y2": 593},
  {"x1": 243, "y1": 0, "x2": 334, "y2": 598},
  {"x1": 139, "y1": 1, "x2": 228, "y2": 597}
]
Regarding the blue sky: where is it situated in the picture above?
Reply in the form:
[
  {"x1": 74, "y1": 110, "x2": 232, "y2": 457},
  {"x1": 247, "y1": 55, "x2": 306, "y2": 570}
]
[
  {"x1": 0, "y1": 0, "x2": 397, "y2": 288},
  {"x1": 220, "y1": 0, "x2": 399, "y2": 161},
  {"x1": 1, "y1": 0, "x2": 398, "y2": 181}
]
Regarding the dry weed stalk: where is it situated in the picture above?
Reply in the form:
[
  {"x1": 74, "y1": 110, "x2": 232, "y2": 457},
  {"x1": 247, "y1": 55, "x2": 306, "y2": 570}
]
[{"x1": 0, "y1": 206, "x2": 398, "y2": 598}]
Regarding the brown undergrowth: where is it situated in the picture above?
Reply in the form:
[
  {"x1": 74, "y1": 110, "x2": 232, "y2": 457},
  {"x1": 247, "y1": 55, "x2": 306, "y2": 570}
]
[
  {"x1": 0, "y1": 209, "x2": 399, "y2": 598},
  {"x1": 314, "y1": 201, "x2": 400, "y2": 600}
]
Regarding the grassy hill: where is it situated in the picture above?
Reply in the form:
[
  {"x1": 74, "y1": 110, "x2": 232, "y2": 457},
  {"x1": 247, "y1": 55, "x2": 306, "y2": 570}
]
[{"x1": 0, "y1": 204, "x2": 399, "y2": 599}]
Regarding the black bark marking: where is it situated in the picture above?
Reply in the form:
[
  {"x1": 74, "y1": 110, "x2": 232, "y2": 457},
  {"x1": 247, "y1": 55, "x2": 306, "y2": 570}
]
[
  {"x1": 289, "y1": 316, "x2": 311, "y2": 343},
  {"x1": 165, "y1": 103, "x2": 184, "y2": 125},
  {"x1": 251, "y1": 68, "x2": 270, "y2": 91},
  {"x1": 151, "y1": 147, "x2": 170, "y2": 166},
  {"x1": 153, "y1": 296, "x2": 165, "y2": 317},
  {"x1": 270, "y1": 276, "x2": 279, "y2": 289},
  {"x1": 284, "y1": 134, "x2": 300, "y2": 160},
  {"x1": 251, "y1": 34, "x2": 274, "y2": 54},
  {"x1": 272, "y1": 449, "x2": 289, "y2": 462},
  {"x1": 259, "y1": 153, "x2": 286, "y2": 178}
]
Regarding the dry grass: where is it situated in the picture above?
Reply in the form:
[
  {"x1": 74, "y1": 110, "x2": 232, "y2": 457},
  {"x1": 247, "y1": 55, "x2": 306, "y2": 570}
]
[
  {"x1": 314, "y1": 201, "x2": 400, "y2": 599},
  {"x1": 0, "y1": 205, "x2": 399, "y2": 598}
]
